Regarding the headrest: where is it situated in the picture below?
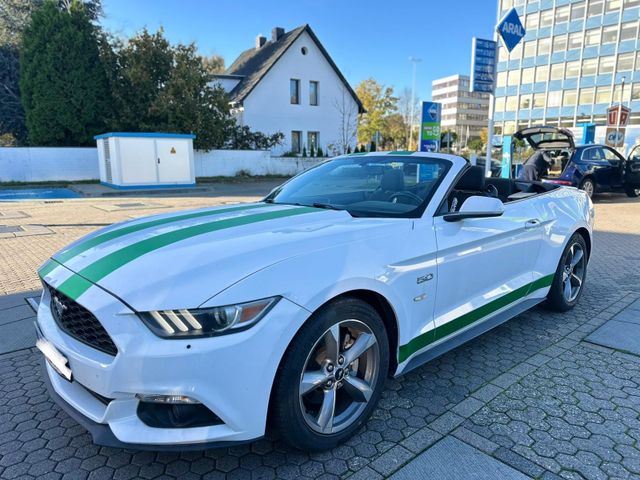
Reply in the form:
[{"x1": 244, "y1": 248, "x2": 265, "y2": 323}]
[
  {"x1": 456, "y1": 166, "x2": 485, "y2": 191},
  {"x1": 381, "y1": 168, "x2": 405, "y2": 191}
]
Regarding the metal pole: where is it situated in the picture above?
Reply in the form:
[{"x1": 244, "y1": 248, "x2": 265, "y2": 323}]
[
  {"x1": 485, "y1": 5, "x2": 501, "y2": 177},
  {"x1": 409, "y1": 57, "x2": 421, "y2": 150}
]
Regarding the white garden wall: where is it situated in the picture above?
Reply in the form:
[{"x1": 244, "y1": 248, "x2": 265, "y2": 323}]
[{"x1": 0, "y1": 147, "x2": 325, "y2": 183}]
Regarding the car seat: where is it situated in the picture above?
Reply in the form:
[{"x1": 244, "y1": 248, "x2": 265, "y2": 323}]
[
  {"x1": 369, "y1": 168, "x2": 405, "y2": 201},
  {"x1": 449, "y1": 166, "x2": 485, "y2": 212}
]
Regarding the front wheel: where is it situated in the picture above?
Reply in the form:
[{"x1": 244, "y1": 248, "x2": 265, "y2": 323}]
[
  {"x1": 579, "y1": 178, "x2": 595, "y2": 198},
  {"x1": 625, "y1": 186, "x2": 640, "y2": 198},
  {"x1": 544, "y1": 233, "x2": 588, "y2": 312},
  {"x1": 271, "y1": 298, "x2": 389, "y2": 451}
]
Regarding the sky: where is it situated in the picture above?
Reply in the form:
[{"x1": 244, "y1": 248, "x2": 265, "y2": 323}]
[{"x1": 100, "y1": 0, "x2": 497, "y2": 101}]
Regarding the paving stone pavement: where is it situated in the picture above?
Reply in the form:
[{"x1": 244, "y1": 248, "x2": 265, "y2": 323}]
[{"x1": 0, "y1": 190, "x2": 639, "y2": 479}]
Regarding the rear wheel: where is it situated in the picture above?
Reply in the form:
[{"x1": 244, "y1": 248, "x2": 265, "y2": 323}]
[
  {"x1": 579, "y1": 178, "x2": 595, "y2": 198},
  {"x1": 544, "y1": 233, "x2": 588, "y2": 312},
  {"x1": 271, "y1": 298, "x2": 389, "y2": 451},
  {"x1": 625, "y1": 186, "x2": 640, "y2": 198}
]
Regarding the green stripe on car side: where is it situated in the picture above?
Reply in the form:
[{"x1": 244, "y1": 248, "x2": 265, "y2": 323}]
[
  {"x1": 38, "y1": 259, "x2": 60, "y2": 278},
  {"x1": 58, "y1": 207, "x2": 320, "y2": 300},
  {"x1": 52, "y1": 203, "x2": 270, "y2": 266},
  {"x1": 398, "y1": 274, "x2": 554, "y2": 363}
]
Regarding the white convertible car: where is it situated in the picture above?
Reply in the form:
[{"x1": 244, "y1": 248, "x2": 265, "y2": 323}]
[{"x1": 36, "y1": 152, "x2": 593, "y2": 451}]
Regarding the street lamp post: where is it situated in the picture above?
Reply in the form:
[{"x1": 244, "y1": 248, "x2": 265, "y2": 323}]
[
  {"x1": 409, "y1": 57, "x2": 421, "y2": 150},
  {"x1": 617, "y1": 76, "x2": 626, "y2": 148}
]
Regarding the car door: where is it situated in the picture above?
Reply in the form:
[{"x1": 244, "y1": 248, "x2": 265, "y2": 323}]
[
  {"x1": 581, "y1": 147, "x2": 616, "y2": 189},
  {"x1": 432, "y1": 198, "x2": 543, "y2": 345},
  {"x1": 601, "y1": 146, "x2": 626, "y2": 188}
]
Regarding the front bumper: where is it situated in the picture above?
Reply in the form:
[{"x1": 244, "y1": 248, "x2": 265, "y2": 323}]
[{"x1": 37, "y1": 285, "x2": 311, "y2": 448}]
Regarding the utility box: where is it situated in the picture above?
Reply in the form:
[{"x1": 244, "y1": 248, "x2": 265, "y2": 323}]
[{"x1": 94, "y1": 132, "x2": 196, "y2": 189}]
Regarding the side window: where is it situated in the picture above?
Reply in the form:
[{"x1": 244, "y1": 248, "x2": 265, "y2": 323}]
[
  {"x1": 582, "y1": 148, "x2": 603, "y2": 161},
  {"x1": 602, "y1": 147, "x2": 623, "y2": 163}
]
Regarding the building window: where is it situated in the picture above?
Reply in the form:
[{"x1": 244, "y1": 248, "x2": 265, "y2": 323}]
[
  {"x1": 520, "y1": 94, "x2": 532, "y2": 109},
  {"x1": 570, "y1": 1, "x2": 586, "y2": 20},
  {"x1": 587, "y1": 0, "x2": 603, "y2": 16},
  {"x1": 631, "y1": 83, "x2": 640, "y2": 101},
  {"x1": 537, "y1": 38, "x2": 551, "y2": 56},
  {"x1": 533, "y1": 92, "x2": 546, "y2": 108},
  {"x1": 613, "y1": 83, "x2": 632, "y2": 103},
  {"x1": 599, "y1": 55, "x2": 615, "y2": 74},
  {"x1": 582, "y1": 58, "x2": 597, "y2": 76},
  {"x1": 566, "y1": 60, "x2": 581, "y2": 78},
  {"x1": 291, "y1": 131, "x2": 301, "y2": 153},
  {"x1": 540, "y1": 9, "x2": 553, "y2": 27},
  {"x1": 617, "y1": 52, "x2": 634, "y2": 71},
  {"x1": 595, "y1": 86, "x2": 611, "y2": 104},
  {"x1": 568, "y1": 32, "x2": 583, "y2": 50},
  {"x1": 553, "y1": 35, "x2": 567, "y2": 53},
  {"x1": 625, "y1": 0, "x2": 640, "y2": 9},
  {"x1": 563, "y1": 90, "x2": 577, "y2": 106},
  {"x1": 521, "y1": 67, "x2": 535, "y2": 84},
  {"x1": 307, "y1": 131, "x2": 319, "y2": 151},
  {"x1": 548, "y1": 91, "x2": 562, "y2": 107},
  {"x1": 535, "y1": 65, "x2": 548, "y2": 83},
  {"x1": 579, "y1": 87, "x2": 595, "y2": 105},
  {"x1": 525, "y1": 12, "x2": 539, "y2": 30},
  {"x1": 290, "y1": 79, "x2": 300, "y2": 104},
  {"x1": 496, "y1": 71, "x2": 507, "y2": 87},
  {"x1": 602, "y1": 25, "x2": 618, "y2": 44},
  {"x1": 585, "y1": 28, "x2": 601, "y2": 46},
  {"x1": 507, "y1": 69, "x2": 520, "y2": 86},
  {"x1": 524, "y1": 40, "x2": 537, "y2": 58},
  {"x1": 620, "y1": 21, "x2": 638, "y2": 41},
  {"x1": 309, "y1": 81, "x2": 319, "y2": 106},
  {"x1": 555, "y1": 5, "x2": 570, "y2": 23},
  {"x1": 606, "y1": 0, "x2": 622, "y2": 12},
  {"x1": 550, "y1": 63, "x2": 564, "y2": 81},
  {"x1": 505, "y1": 96, "x2": 518, "y2": 111},
  {"x1": 495, "y1": 96, "x2": 506, "y2": 112}
]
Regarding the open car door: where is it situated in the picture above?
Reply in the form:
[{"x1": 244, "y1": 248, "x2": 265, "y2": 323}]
[
  {"x1": 626, "y1": 145, "x2": 640, "y2": 187},
  {"x1": 514, "y1": 126, "x2": 575, "y2": 150}
]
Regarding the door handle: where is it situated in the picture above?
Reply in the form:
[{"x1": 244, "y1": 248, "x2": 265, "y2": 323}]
[
  {"x1": 157, "y1": 157, "x2": 161, "y2": 164},
  {"x1": 525, "y1": 219, "x2": 541, "y2": 229}
]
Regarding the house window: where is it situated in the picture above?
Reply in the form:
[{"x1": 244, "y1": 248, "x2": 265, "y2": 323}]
[
  {"x1": 290, "y1": 79, "x2": 300, "y2": 104},
  {"x1": 291, "y1": 131, "x2": 301, "y2": 153},
  {"x1": 309, "y1": 81, "x2": 319, "y2": 106},
  {"x1": 307, "y1": 131, "x2": 319, "y2": 150}
]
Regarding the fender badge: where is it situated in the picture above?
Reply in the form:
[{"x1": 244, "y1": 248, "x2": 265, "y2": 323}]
[{"x1": 417, "y1": 273, "x2": 434, "y2": 284}]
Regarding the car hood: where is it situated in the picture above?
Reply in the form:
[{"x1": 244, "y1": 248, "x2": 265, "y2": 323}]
[{"x1": 42, "y1": 202, "x2": 395, "y2": 311}]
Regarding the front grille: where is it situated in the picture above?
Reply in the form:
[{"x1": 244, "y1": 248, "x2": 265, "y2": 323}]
[{"x1": 47, "y1": 285, "x2": 118, "y2": 356}]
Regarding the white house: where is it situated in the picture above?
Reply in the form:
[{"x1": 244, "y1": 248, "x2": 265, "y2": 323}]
[{"x1": 212, "y1": 24, "x2": 363, "y2": 155}]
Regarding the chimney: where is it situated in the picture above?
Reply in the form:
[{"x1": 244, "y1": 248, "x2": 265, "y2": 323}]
[
  {"x1": 255, "y1": 35, "x2": 267, "y2": 49},
  {"x1": 272, "y1": 27, "x2": 285, "y2": 42}
]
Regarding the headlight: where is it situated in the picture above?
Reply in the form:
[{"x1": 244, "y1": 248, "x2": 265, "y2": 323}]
[{"x1": 139, "y1": 297, "x2": 279, "y2": 338}]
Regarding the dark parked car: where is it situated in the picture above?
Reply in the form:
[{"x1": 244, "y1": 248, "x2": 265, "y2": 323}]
[{"x1": 514, "y1": 126, "x2": 640, "y2": 198}]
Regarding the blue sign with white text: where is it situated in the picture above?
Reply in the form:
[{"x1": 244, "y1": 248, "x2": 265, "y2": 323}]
[
  {"x1": 420, "y1": 102, "x2": 441, "y2": 152},
  {"x1": 496, "y1": 7, "x2": 525, "y2": 52},
  {"x1": 470, "y1": 38, "x2": 497, "y2": 93}
]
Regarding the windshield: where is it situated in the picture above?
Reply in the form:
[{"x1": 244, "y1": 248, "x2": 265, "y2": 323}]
[{"x1": 264, "y1": 155, "x2": 451, "y2": 218}]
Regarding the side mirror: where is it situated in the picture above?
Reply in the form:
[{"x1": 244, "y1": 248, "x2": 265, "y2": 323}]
[{"x1": 443, "y1": 196, "x2": 504, "y2": 222}]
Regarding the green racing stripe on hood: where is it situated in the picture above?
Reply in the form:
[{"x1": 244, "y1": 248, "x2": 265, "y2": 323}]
[
  {"x1": 398, "y1": 273, "x2": 555, "y2": 364},
  {"x1": 57, "y1": 206, "x2": 320, "y2": 300},
  {"x1": 51, "y1": 203, "x2": 270, "y2": 267}
]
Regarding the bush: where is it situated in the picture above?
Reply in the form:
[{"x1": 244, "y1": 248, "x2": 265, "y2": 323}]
[
  {"x1": 236, "y1": 169, "x2": 251, "y2": 177},
  {"x1": 346, "y1": 145, "x2": 352, "y2": 154},
  {"x1": 317, "y1": 146, "x2": 324, "y2": 157},
  {"x1": 302, "y1": 146, "x2": 307, "y2": 157},
  {"x1": 281, "y1": 150, "x2": 299, "y2": 157},
  {"x1": 370, "y1": 141, "x2": 376, "y2": 152}
]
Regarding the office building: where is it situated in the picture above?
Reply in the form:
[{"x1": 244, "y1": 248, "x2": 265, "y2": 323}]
[{"x1": 493, "y1": 0, "x2": 640, "y2": 149}]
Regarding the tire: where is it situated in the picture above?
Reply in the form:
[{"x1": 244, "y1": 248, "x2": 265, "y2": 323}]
[
  {"x1": 579, "y1": 178, "x2": 595, "y2": 198},
  {"x1": 271, "y1": 298, "x2": 389, "y2": 451},
  {"x1": 625, "y1": 186, "x2": 640, "y2": 198},
  {"x1": 544, "y1": 233, "x2": 588, "y2": 312}
]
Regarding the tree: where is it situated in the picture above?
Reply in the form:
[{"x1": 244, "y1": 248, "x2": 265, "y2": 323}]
[
  {"x1": 20, "y1": 1, "x2": 111, "y2": 145},
  {"x1": 468, "y1": 138, "x2": 484, "y2": 153},
  {"x1": 317, "y1": 146, "x2": 324, "y2": 157},
  {"x1": 334, "y1": 84, "x2": 358, "y2": 154},
  {"x1": 201, "y1": 54, "x2": 224, "y2": 76},
  {"x1": 355, "y1": 78, "x2": 397, "y2": 147},
  {"x1": 224, "y1": 124, "x2": 283, "y2": 150},
  {"x1": 396, "y1": 87, "x2": 420, "y2": 149},
  {"x1": 0, "y1": 45, "x2": 26, "y2": 145},
  {"x1": 480, "y1": 127, "x2": 488, "y2": 146},
  {"x1": 381, "y1": 113, "x2": 407, "y2": 150}
]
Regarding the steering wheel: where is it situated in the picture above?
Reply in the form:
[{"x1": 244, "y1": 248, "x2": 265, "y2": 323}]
[
  {"x1": 485, "y1": 184, "x2": 499, "y2": 198},
  {"x1": 389, "y1": 191, "x2": 423, "y2": 205}
]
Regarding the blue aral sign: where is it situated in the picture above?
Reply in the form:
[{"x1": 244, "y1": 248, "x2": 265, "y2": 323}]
[
  {"x1": 470, "y1": 38, "x2": 497, "y2": 93},
  {"x1": 420, "y1": 102, "x2": 441, "y2": 152},
  {"x1": 496, "y1": 7, "x2": 525, "y2": 52}
]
